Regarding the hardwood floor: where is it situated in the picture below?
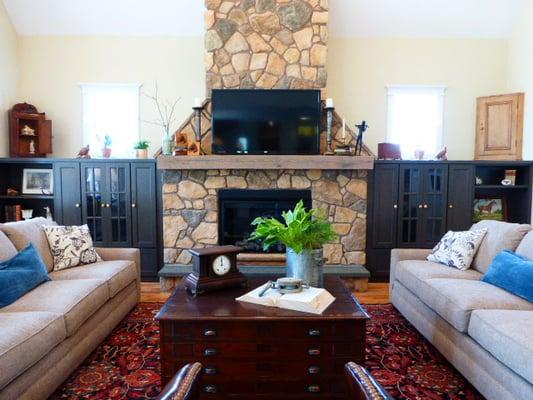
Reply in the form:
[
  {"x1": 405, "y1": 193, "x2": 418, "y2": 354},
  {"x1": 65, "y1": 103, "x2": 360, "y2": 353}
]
[{"x1": 140, "y1": 282, "x2": 390, "y2": 304}]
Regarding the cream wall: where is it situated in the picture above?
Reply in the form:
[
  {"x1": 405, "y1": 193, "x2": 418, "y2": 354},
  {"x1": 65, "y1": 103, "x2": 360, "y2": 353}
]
[
  {"x1": 0, "y1": 0, "x2": 18, "y2": 157},
  {"x1": 508, "y1": 1, "x2": 533, "y2": 160},
  {"x1": 327, "y1": 37, "x2": 509, "y2": 159},
  {"x1": 17, "y1": 36, "x2": 205, "y2": 157},
  {"x1": 15, "y1": 35, "x2": 512, "y2": 160}
]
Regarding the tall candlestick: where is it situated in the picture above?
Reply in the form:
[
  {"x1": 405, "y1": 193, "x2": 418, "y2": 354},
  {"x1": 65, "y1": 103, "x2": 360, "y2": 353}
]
[
  {"x1": 342, "y1": 119, "x2": 346, "y2": 140},
  {"x1": 325, "y1": 98, "x2": 334, "y2": 108},
  {"x1": 194, "y1": 98, "x2": 202, "y2": 108}
]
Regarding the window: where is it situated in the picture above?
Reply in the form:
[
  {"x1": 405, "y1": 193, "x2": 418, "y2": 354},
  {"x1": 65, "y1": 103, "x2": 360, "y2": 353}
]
[
  {"x1": 387, "y1": 85, "x2": 446, "y2": 159},
  {"x1": 81, "y1": 83, "x2": 140, "y2": 158}
]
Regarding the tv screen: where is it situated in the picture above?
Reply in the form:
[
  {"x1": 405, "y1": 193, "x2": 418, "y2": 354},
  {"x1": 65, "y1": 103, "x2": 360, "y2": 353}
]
[{"x1": 211, "y1": 89, "x2": 321, "y2": 155}]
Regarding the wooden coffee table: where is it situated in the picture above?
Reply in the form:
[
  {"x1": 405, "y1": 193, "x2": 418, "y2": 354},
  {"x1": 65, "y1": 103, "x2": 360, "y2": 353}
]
[{"x1": 157, "y1": 276, "x2": 369, "y2": 399}]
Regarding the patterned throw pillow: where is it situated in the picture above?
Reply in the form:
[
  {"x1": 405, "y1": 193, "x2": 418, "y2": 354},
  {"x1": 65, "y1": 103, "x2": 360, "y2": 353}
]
[
  {"x1": 43, "y1": 225, "x2": 102, "y2": 271},
  {"x1": 427, "y1": 229, "x2": 487, "y2": 270}
]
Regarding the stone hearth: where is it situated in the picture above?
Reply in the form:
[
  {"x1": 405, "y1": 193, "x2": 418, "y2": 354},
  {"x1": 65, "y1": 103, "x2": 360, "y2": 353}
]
[{"x1": 163, "y1": 168, "x2": 367, "y2": 266}]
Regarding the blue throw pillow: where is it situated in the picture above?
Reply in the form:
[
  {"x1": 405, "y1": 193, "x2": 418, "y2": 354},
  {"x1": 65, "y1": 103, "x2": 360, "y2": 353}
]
[
  {"x1": 0, "y1": 243, "x2": 50, "y2": 308},
  {"x1": 482, "y1": 250, "x2": 533, "y2": 303}
]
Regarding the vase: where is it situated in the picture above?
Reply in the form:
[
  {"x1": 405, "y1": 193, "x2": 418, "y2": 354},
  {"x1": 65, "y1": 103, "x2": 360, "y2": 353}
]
[
  {"x1": 162, "y1": 135, "x2": 174, "y2": 156},
  {"x1": 102, "y1": 147, "x2": 112, "y2": 158},
  {"x1": 136, "y1": 148, "x2": 148, "y2": 159},
  {"x1": 286, "y1": 248, "x2": 324, "y2": 288}
]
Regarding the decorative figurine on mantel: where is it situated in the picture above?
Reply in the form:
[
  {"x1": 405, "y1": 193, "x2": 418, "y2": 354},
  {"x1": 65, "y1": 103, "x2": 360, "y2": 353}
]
[
  {"x1": 434, "y1": 146, "x2": 448, "y2": 161},
  {"x1": 77, "y1": 144, "x2": 91, "y2": 159}
]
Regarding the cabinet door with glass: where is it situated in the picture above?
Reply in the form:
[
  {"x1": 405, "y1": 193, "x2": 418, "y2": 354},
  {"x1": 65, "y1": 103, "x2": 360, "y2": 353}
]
[
  {"x1": 106, "y1": 163, "x2": 132, "y2": 247},
  {"x1": 81, "y1": 163, "x2": 107, "y2": 246},
  {"x1": 420, "y1": 164, "x2": 448, "y2": 247},
  {"x1": 398, "y1": 164, "x2": 424, "y2": 247}
]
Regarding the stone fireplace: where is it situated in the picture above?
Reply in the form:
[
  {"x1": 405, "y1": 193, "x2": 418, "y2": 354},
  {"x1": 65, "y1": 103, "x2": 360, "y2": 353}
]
[{"x1": 159, "y1": 0, "x2": 374, "y2": 271}]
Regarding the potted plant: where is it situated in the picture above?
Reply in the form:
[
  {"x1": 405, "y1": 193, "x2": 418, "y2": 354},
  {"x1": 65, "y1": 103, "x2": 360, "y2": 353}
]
[
  {"x1": 101, "y1": 134, "x2": 112, "y2": 158},
  {"x1": 133, "y1": 140, "x2": 150, "y2": 159},
  {"x1": 250, "y1": 200, "x2": 338, "y2": 287}
]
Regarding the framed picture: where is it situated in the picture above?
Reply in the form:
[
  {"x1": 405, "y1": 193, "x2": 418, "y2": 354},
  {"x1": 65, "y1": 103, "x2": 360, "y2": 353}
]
[
  {"x1": 473, "y1": 196, "x2": 507, "y2": 222},
  {"x1": 22, "y1": 169, "x2": 54, "y2": 195}
]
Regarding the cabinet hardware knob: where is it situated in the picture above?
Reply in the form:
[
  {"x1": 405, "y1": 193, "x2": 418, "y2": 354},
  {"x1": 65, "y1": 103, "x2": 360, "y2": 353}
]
[
  {"x1": 308, "y1": 348, "x2": 320, "y2": 356},
  {"x1": 131, "y1": 203, "x2": 136, "y2": 208},
  {"x1": 448, "y1": 204, "x2": 454, "y2": 209},
  {"x1": 393, "y1": 204, "x2": 398, "y2": 209},
  {"x1": 307, "y1": 385, "x2": 320, "y2": 393},
  {"x1": 203, "y1": 385, "x2": 217, "y2": 394},
  {"x1": 101, "y1": 203, "x2": 105, "y2": 208},
  {"x1": 418, "y1": 204, "x2": 423, "y2": 209},
  {"x1": 204, "y1": 329, "x2": 217, "y2": 337},
  {"x1": 308, "y1": 329, "x2": 321, "y2": 337},
  {"x1": 204, "y1": 367, "x2": 217, "y2": 375},
  {"x1": 204, "y1": 348, "x2": 217, "y2": 357},
  {"x1": 75, "y1": 203, "x2": 80, "y2": 208},
  {"x1": 308, "y1": 366, "x2": 321, "y2": 374},
  {"x1": 106, "y1": 203, "x2": 111, "y2": 208},
  {"x1": 423, "y1": 204, "x2": 428, "y2": 209}
]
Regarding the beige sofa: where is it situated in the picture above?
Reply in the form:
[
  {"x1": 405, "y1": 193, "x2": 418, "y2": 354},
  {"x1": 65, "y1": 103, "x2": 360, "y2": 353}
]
[
  {"x1": 0, "y1": 218, "x2": 141, "y2": 400},
  {"x1": 390, "y1": 220, "x2": 533, "y2": 400}
]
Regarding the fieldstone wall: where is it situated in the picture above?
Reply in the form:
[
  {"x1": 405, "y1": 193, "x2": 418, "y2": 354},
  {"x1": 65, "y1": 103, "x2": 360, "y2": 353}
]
[
  {"x1": 205, "y1": 0, "x2": 329, "y2": 94},
  {"x1": 163, "y1": 169, "x2": 367, "y2": 266}
]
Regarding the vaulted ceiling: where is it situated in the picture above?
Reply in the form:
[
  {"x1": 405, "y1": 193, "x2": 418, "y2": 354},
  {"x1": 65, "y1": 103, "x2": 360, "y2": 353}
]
[{"x1": 2, "y1": 0, "x2": 526, "y2": 38}]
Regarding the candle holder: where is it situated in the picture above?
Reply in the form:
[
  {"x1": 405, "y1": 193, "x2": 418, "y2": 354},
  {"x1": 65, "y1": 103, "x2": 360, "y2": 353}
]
[
  {"x1": 324, "y1": 106, "x2": 335, "y2": 155},
  {"x1": 193, "y1": 105, "x2": 205, "y2": 155}
]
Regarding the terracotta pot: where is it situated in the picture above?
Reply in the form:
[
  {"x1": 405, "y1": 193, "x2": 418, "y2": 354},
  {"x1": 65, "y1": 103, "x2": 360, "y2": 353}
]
[
  {"x1": 102, "y1": 147, "x2": 112, "y2": 158},
  {"x1": 136, "y1": 148, "x2": 148, "y2": 159}
]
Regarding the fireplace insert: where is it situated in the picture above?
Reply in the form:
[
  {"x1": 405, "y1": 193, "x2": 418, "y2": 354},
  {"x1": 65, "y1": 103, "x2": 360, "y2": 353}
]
[{"x1": 218, "y1": 189, "x2": 312, "y2": 253}]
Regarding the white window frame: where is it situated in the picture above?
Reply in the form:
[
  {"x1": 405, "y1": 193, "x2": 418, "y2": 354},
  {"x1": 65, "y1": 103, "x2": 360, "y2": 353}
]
[
  {"x1": 386, "y1": 84, "x2": 447, "y2": 159},
  {"x1": 80, "y1": 83, "x2": 142, "y2": 158}
]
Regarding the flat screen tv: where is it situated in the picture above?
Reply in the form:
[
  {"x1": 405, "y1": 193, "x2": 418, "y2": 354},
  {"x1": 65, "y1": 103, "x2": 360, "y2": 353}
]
[{"x1": 211, "y1": 89, "x2": 321, "y2": 155}]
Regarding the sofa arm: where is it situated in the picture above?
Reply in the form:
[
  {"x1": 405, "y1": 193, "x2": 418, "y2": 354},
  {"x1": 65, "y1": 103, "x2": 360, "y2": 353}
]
[
  {"x1": 390, "y1": 248, "x2": 432, "y2": 296},
  {"x1": 95, "y1": 247, "x2": 141, "y2": 281}
]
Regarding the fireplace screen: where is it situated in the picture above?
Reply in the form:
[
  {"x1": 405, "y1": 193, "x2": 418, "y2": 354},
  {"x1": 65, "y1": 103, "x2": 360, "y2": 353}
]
[{"x1": 218, "y1": 189, "x2": 312, "y2": 253}]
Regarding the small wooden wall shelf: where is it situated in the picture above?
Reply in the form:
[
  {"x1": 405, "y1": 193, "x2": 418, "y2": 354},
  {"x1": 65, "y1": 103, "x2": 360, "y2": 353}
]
[
  {"x1": 157, "y1": 155, "x2": 375, "y2": 170},
  {"x1": 9, "y1": 103, "x2": 52, "y2": 158}
]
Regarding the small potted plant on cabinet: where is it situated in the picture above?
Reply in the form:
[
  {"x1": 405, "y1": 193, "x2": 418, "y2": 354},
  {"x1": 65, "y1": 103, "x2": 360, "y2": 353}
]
[
  {"x1": 250, "y1": 200, "x2": 338, "y2": 287},
  {"x1": 101, "y1": 134, "x2": 112, "y2": 158},
  {"x1": 133, "y1": 140, "x2": 150, "y2": 159}
]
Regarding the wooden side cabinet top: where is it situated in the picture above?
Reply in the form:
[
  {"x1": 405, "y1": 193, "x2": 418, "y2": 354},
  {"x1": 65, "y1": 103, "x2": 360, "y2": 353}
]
[{"x1": 475, "y1": 93, "x2": 524, "y2": 161}]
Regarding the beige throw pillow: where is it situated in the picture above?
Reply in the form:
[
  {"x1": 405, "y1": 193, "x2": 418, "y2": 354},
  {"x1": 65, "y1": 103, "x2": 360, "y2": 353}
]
[{"x1": 44, "y1": 225, "x2": 102, "y2": 271}]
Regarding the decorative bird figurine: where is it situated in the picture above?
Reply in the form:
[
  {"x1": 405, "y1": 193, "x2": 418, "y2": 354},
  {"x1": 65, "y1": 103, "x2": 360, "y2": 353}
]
[
  {"x1": 434, "y1": 146, "x2": 448, "y2": 161},
  {"x1": 77, "y1": 145, "x2": 91, "y2": 159}
]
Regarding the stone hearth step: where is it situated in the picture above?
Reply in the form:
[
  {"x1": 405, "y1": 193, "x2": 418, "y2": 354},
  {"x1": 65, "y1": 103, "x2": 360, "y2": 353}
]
[{"x1": 158, "y1": 264, "x2": 370, "y2": 293}]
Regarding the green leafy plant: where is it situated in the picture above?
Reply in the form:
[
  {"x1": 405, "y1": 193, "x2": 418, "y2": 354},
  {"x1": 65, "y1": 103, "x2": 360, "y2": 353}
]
[
  {"x1": 250, "y1": 200, "x2": 338, "y2": 254},
  {"x1": 133, "y1": 140, "x2": 150, "y2": 150}
]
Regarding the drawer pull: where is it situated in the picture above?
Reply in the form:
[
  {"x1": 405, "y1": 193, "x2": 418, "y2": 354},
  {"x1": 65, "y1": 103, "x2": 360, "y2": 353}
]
[
  {"x1": 308, "y1": 329, "x2": 321, "y2": 336},
  {"x1": 204, "y1": 385, "x2": 217, "y2": 394},
  {"x1": 204, "y1": 348, "x2": 217, "y2": 357},
  {"x1": 204, "y1": 366, "x2": 217, "y2": 375},
  {"x1": 308, "y1": 348, "x2": 320, "y2": 356},
  {"x1": 308, "y1": 366, "x2": 321, "y2": 374},
  {"x1": 203, "y1": 329, "x2": 217, "y2": 337},
  {"x1": 307, "y1": 385, "x2": 320, "y2": 393}
]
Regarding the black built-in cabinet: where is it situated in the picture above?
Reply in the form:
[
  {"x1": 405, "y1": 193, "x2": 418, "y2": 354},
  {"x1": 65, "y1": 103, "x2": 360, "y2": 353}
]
[
  {"x1": 367, "y1": 161, "x2": 532, "y2": 281},
  {"x1": 0, "y1": 159, "x2": 159, "y2": 281},
  {"x1": 53, "y1": 160, "x2": 159, "y2": 281}
]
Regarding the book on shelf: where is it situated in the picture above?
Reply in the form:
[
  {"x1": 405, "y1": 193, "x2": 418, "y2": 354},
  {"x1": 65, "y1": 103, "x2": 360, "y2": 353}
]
[
  {"x1": 236, "y1": 282, "x2": 336, "y2": 315},
  {"x1": 4, "y1": 205, "x2": 22, "y2": 222}
]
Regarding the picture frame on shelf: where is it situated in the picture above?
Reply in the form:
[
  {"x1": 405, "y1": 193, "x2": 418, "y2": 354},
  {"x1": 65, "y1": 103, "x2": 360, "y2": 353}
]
[
  {"x1": 473, "y1": 195, "x2": 507, "y2": 223},
  {"x1": 22, "y1": 169, "x2": 54, "y2": 195}
]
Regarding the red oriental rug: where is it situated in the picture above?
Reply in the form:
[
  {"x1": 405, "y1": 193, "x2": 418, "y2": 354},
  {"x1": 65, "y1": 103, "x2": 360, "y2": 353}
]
[{"x1": 50, "y1": 303, "x2": 484, "y2": 400}]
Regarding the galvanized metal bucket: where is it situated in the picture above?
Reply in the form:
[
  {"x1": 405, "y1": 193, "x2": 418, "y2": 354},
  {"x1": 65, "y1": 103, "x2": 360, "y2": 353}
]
[{"x1": 286, "y1": 248, "x2": 324, "y2": 288}]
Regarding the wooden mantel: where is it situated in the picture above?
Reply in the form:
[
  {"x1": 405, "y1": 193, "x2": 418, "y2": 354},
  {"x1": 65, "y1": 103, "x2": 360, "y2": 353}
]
[{"x1": 157, "y1": 155, "x2": 374, "y2": 170}]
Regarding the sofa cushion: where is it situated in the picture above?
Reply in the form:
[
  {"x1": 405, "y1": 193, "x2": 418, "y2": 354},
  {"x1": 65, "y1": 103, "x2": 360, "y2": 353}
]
[
  {"x1": 395, "y1": 260, "x2": 482, "y2": 295},
  {"x1": 516, "y1": 230, "x2": 533, "y2": 260},
  {"x1": 469, "y1": 310, "x2": 533, "y2": 385},
  {"x1": 0, "y1": 312, "x2": 66, "y2": 390},
  {"x1": 50, "y1": 260, "x2": 137, "y2": 298},
  {"x1": 470, "y1": 220, "x2": 531, "y2": 273},
  {"x1": 417, "y1": 278, "x2": 533, "y2": 332},
  {"x1": 0, "y1": 279, "x2": 108, "y2": 336},
  {"x1": 0, "y1": 231, "x2": 17, "y2": 262},
  {"x1": 0, "y1": 218, "x2": 56, "y2": 272},
  {"x1": 0, "y1": 244, "x2": 51, "y2": 308}
]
